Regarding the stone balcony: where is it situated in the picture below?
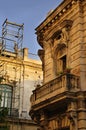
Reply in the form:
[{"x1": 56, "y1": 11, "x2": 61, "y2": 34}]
[{"x1": 30, "y1": 73, "x2": 80, "y2": 110}]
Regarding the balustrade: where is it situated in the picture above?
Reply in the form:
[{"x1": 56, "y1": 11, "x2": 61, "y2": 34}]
[{"x1": 31, "y1": 74, "x2": 80, "y2": 104}]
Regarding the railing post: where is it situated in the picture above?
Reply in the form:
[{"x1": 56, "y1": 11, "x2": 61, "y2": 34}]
[{"x1": 62, "y1": 74, "x2": 68, "y2": 90}]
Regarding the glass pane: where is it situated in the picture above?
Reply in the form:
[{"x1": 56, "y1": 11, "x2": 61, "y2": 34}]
[
  {"x1": 0, "y1": 84, "x2": 12, "y2": 109},
  {"x1": 1, "y1": 92, "x2": 4, "y2": 107}
]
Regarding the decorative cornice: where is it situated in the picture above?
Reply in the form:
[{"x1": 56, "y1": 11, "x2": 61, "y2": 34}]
[
  {"x1": 35, "y1": 0, "x2": 79, "y2": 47},
  {"x1": 36, "y1": 0, "x2": 78, "y2": 35},
  {"x1": 36, "y1": 0, "x2": 83, "y2": 47}
]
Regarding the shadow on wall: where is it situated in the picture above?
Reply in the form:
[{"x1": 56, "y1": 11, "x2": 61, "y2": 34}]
[{"x1": 20, "y1": 79, "x2": 42, "y2": 119}]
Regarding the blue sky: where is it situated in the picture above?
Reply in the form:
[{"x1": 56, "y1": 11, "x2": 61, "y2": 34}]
[{"x1": 0, "y1": 0, "x2": 63, "y2": 54}]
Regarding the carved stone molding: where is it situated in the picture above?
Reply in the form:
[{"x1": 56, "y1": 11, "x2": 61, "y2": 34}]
[
  {"x1": 67, "y1": 111, "x2": 77, "y2": 125},
  {"x1": 39, "y1": 110, "x2": 48, "y2": 130},
  {"x1": 67, "y1": 101, "x2": 78, "y2": 130},
  {"x1": 56, "y1": 114, "x2": 70, "y2": 129},
  {"x1": 30, "y1": 110, "x2": 41, "y2": 124},
  {"x1": 52, "y1": 30, "x2": 62, "y2": 40},
  {"x1": 35, "y1": 0, "x2": 77, "y2": 36},
  {"x1": 38, "y1": 49, "x2": 44, "y2": 71},
  {"x1": 77, "y1": 99, "x2": 86, "y2": 109},
  {"x1": 0, "y1": 74, "x2": 17, "y2": 87},
  {"x1": 60, "y1": 20, "x2": 73, "y2": 31},
  {"x1": 37, "y1": 33, "x2": 44, "y2": 48},
  {"x1": 57, "y1": 116, "x2": 62, "y2": 129},
  {"x1": 38, "y1": 49, "x2": 44, "y2": 61}
]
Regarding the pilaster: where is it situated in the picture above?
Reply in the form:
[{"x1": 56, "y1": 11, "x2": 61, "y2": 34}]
[{"x1": 77, "y1": 93, "x2": 86, "y2": 130}]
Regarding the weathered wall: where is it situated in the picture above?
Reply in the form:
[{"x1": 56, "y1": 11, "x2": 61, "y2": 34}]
[
  {"x1": 36, "y1": 0, "x2": 86, "y2": 91},
  {"x1": 0, "y1": 48, "x2": 43, "y2": 118}
]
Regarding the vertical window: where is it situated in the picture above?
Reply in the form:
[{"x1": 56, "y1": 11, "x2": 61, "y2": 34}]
[
  {"x1": 0, "y1": 84, "x2": 12, "y2": 115},
  {"x1": 56, "y1": 46, "x2": 67, "y2": 73},
  {"x1": 61, "y1": 55, "x2": 66, "y2": 72}
]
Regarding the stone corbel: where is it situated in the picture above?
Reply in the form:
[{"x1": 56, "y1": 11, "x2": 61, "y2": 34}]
[
  {"x1": 38, "y1": 49, "x2": 44, "y2": 71},
  {"x1": 37, "y1": 33, "x2": 44, "y2": 48},
  {"x1": 67, "y1": 111, "x2": 77, "y2": 125},
  {"x1": 61, "y1": 20, "x2": 73, "y2": 31},
  {"x1": 67, "y1": 101, "x2": 77, "y2": 130},
  {"x1": 40, "y1": 110, "x2": 48, "y2": 129},
  {"x1": 49, "y1": 38, "x2": 54, "y2": 48},
  {"x1": 34, "y1": 113, "x2": 41, "y2": 124},
  {"x1": 38, "y1": 49, "x2": 44, "y2": 61}
]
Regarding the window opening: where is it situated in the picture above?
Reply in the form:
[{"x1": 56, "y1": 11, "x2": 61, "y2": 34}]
[
  {"x1": 61, "y1": 55, "x2": 66, "y2": 72},
  {"x1": 0, "y1": 84, "x2": 12, "y2": 115}
]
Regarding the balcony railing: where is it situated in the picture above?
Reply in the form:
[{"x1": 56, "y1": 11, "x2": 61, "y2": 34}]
[
  {"x1": 0, "y1": 107, "x2": 19, "y2": 120},
  {"x1": 31, "y1": 73, "x2": 80, "y2": 105}
]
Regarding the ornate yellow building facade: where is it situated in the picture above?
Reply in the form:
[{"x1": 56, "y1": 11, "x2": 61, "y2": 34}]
[{"x1": 30, "y1": 0, "x2": 86, "y2": 130}]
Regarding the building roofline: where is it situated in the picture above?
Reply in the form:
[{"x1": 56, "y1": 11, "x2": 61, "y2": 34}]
[{"x1": 35, "y1": 0, "x2": 76, "y2": 34}]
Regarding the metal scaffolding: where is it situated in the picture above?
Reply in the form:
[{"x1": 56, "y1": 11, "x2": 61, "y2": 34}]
[
  {"x1": 2, "y1": 18, "x2": 24, "y2": 56},
  {"x1": 0, "y1": 19, "x2": 24, "y2": 119}
]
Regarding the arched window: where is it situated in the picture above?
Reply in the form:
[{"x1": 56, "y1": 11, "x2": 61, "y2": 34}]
[{"x1": 54, "y1": 45, "x2": 67, "y2": 75}]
